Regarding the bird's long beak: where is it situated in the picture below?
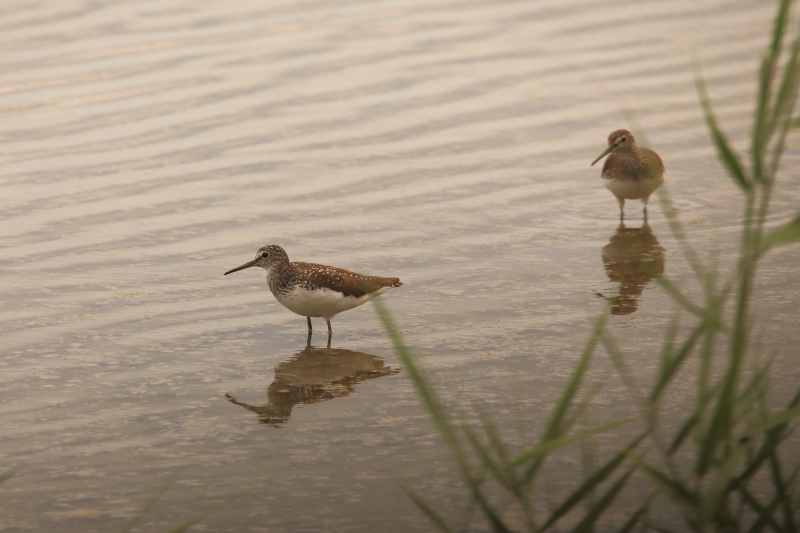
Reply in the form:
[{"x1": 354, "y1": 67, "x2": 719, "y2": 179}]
[
  {"x1": 591, "y1": 147, "x2": 612, "y2": 166},
  {"x1": 224, "y1": 259, "x2": 259, "y2": 275}
]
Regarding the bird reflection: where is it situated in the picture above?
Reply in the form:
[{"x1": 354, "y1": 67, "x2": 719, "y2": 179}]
[
  {"x1": 226, "y1": 341, "x2": 399, "y2": 427},
  {"x1": 600, "y1": 220, "x2": 666, "y2": 315}
]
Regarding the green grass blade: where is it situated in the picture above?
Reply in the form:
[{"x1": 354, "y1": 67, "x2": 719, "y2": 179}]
[
  {"x1": 700, "y1": 442, "x2": 746, "y2": 528},
  {"x1": 740, "y1": 403, "x2": 800, "y2": 439},
  {"x1": 730, "y1": 398, "x2": 800, "y2": 514},
  {"x1": 752, "y1": 10, "x2": 790, "y2": 184},
  {"x1": 539, "y1": 432, "x2": 647, "y2": 532},
  {"x1": 752, "y1": 56, "x2": 772, "y2": 182},
  {"x1": 784, "y1": 463, "x2": 800, "y2": 529},
  {"x1": 509, "y1": 418, "x2": 633, "y2": 468},
  {"x1": 730, "y1": 426, "x2": 787, "y2": 492},
  {"x1": 731, "y1": 382, "x2": 767, "y2": 432},
  {"x1": 650, "y1": 319, "x2": 707, "y2": 404},
  {"x1": 401, "y1": 485, "x2": 458, "y2": 533},
  {"x1": 768, "y1": 0, "x2": 792, "y2": 58},
  {"x1": 602, "y1": 334, "x2": 641, "y2": 402},
  {"x1": 572, "y1": 467, "x2": 636, "y2": 533},
  {"x1": 639, "y1": 463, "x2": 696, "y2": 507},
  {"x1": 761, "y1": 212, "x2": 800, "y2": 253},
  {"x1": 0, "y1": 470, "x2": 15, "y2": 486},
  {"x1": 770, "y1": 453, "x2": 797, "y2": 532},
  {"x1": 694, "y1": 64, "x2": 751, "y2": 190},
  {"x1": 667, "y1": 413, "x2": 698, "y2": 456},
  {"x1": 750, "y1": 43, "x2": 775, "y2": 182},
  {"x1": 560, "y1": 376, "x2": 609, "y2": 441},
  {"x1": 769, "y1": 37, "x2": 800, "y2": 137},
  {"x1": 730, "y1": 351, "x2": 779, "y2": 429},
  {"x1": 580, "y1": 434, "x2": 599, "y2": 510},
  {"x1": 696, "y1": 413, "x2": 728, "y2": 477},
  {"x1": 373, "y1": 299, "x2": 471, "y2": 477},
  {"x1": 768, "y1": 37, "x2": 800, "y2": 179},
  {"x1": 461, "y1": 424, "x2": 515, "y2": 495},
  {"x1": 376, "y1": 300, "x2": 516, "y2": 533},
  {"x1": 542, "y1": 312, "x2": 608, "y2": 442},
  {"x1": 652, "y1": 275, "x2": 706, "y2": 319},
  {"x1": 739, "y1": 485, "x2": 783, "y2": 533},
  {"x1": 507, "y1": 310, "x2": 611, "y2": 486},
  {"x1": 697, "y1": 322, "x2": 754, "y2": 476},
  {"x1": 466, "y1": 485, "x2": 513, "y2": 533},
  {"x1": 656, "y1": 187, "x2": 708, "y2": 283},
  {"x1": 472, "y1": 415, "x2": 540, "y2": 527},
  {"x1": 521, "y1": 457, "x2": 545, "y2": 490},
  {"x1": 764, "y1": 0, "x2": 798, "y2": 158},
  {"x1": 536, "y1": 369, "x2": 609, "y2": 475},
  {"x1": 658, "y1": 312, "x2": 680, "y2": 368},
  {"x1": 477, "y1": 413, "x2": 511, "y2": 466},
  {"x1": 616, "y1": 499, "x2": 650, "y2": 533}
]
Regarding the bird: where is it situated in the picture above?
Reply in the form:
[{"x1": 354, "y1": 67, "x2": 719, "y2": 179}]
[
  {"x1": 224, "y1": 244, "x2": 402, "y2": 335},
  {"x1": 591, "y1": 129, "x2": 664, "y2": 219}
]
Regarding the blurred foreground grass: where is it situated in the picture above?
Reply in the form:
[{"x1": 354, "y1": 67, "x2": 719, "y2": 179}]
[{"x1": 375, "y1": 0, "x2": 800, "y2": 530}]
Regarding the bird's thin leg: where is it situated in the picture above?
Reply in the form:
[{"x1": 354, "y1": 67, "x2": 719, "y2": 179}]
[
  {"x1": 642, "y1": 196, "x2": 649, "y2": 219},
  {"x1": 307, "y1": 316, "x2": 312, "y2": 332},
  {"x1": 617, "y1": 197, "x2": 625, "y2": 220},
  {"x1": 326, "y1": 319, "x2": 333, "y2": 335},
  {"x1": 326, "y1": 333, "x2": 331, "y2": 349},
  {"x1": 306, "y1": 329, "x2": 312, "y2": 347}
]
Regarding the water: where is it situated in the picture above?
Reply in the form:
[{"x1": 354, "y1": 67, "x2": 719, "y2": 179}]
[{"x1": 1, "y1": 0, "x2": 799, "y2": 531}]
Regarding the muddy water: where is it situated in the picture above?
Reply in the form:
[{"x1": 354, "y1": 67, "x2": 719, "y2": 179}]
[{"x1": 1, "y1": 0, "x2": 799, "y2": 531}]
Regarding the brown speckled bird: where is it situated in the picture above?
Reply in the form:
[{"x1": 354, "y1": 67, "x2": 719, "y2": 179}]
[
  {"x1": 225, "y1": 245, "x2": 402, "y2": 334},
  {"x1": 592, "y1": 129, "x2": 664, "y2": 218}
]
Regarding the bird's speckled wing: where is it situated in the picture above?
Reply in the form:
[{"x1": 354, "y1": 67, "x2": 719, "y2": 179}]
[
  {"x1": 293, "y1": 262, "x2": 402, "y2": 298},
  {"x1": 602, "y1": 149, "x2": 664, "y2": 182},
  {"x1": 641, "y1": 148, "x2": 665, "y2": 178},
  {"x1": 601, "y1": 154, "x2": 622, "y2": 180}
]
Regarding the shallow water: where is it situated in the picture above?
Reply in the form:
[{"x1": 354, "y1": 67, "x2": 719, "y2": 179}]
[{"x1": 1, "y1": 0, "x2": 799, "y2": 531}]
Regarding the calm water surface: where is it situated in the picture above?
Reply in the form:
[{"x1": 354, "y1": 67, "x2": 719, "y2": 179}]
[{"x1": 1, "y1": 0, "x2": 799, "y2": 531}]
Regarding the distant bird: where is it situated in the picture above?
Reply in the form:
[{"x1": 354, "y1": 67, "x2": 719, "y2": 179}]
[
  {"x1": 224, "y1": 245, "x2": 402, "y2": 335},
  {"x1": 591, "y1": 129, "x2": 664, "y2": 218}
]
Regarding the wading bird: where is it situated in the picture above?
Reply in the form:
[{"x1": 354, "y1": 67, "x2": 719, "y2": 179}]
[
  {"x1": 224, "y1": 245, "x2": 402, "y2": 335},
  {"x1": 592, "y1": 129, "x2": 664, "y2": 218}
]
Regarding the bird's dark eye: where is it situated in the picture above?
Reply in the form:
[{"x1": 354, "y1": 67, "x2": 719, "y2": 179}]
[
  {"x1": 620, "y1": 137, "x2": 627, "y2": 143},
  {"x1": 261, "y1": 252, "x2": 269, "y2": 258}
]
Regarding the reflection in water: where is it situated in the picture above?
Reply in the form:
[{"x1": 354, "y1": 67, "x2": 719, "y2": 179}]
[
  {"x1": 601, "y1": 221, "x2": 666, "y2": 315},
  {"x1": 226, "y1": 343, "x2": 399, "y2": 427}
]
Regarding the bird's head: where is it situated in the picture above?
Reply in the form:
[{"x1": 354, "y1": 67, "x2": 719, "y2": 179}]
[
  {"x1": 591, "y1": 129, "x2": 638, "y2": 166},
  {"x1": 224, "y1": 244, "x2": 290, "y2": 275}
]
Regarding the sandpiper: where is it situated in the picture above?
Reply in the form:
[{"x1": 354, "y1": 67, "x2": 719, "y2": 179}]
[
  {"x1": 591, "y1": 129, "x2": 664, "y2": 218},
  {"x1": 224, "y1": 245, "x2": 402, "y2": 335}
]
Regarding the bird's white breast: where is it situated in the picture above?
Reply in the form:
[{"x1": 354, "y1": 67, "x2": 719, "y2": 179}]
[
  {"x1": 603, "y1": 176, "x2": 663, "y2": 200},
  {"x1": 274, "y1": 286, "x2": 389, "y2": 320}
]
